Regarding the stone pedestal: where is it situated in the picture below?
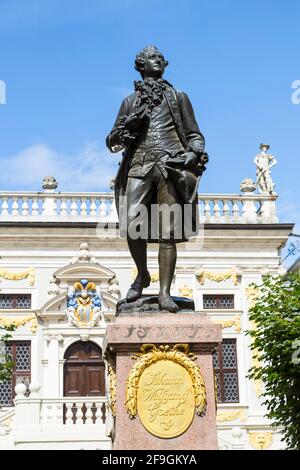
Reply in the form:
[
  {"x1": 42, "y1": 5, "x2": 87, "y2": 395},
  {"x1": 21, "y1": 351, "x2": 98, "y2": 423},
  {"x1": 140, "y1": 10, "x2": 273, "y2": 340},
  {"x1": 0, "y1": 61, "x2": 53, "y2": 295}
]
[{"x1": 103, "y1": 311, "x2": 222, "y2": 450}]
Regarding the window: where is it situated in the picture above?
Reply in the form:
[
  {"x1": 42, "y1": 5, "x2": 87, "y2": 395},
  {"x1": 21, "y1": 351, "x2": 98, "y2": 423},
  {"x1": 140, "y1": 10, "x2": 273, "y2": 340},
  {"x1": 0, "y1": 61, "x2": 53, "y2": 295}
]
[
  {"x1": 0, "y1": 341, "x2": 31, "y2": 406},
  {"x1": 203, "y1": 294, "x2": 234, "y2": 309},
  {"x1": 0, "y1": 294, "x2": 31, "y2": 309},
  {"x1": 213, "y1": 339, "x2": 239, "y2": 403}
]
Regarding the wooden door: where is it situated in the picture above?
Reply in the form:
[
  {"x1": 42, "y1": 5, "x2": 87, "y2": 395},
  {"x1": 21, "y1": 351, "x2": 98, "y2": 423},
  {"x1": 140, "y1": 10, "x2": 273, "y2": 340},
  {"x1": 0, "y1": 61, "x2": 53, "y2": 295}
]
[{"x1": 64, "y1": 341, "x2": 105, "y2": 397}]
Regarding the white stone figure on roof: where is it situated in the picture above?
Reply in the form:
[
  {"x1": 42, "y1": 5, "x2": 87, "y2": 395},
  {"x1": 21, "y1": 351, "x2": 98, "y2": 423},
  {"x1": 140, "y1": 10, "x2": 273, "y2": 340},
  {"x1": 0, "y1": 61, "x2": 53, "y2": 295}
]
[{"x1": 254, "y1": 144, "x2": 277, "y2": 195}]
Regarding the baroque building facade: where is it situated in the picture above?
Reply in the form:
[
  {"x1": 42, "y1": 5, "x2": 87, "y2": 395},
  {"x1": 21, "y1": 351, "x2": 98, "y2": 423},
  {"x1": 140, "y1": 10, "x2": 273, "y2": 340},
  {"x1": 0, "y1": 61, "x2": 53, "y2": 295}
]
[{"x1": 0, "y1": 174, "x2": 293, "y2": 450}]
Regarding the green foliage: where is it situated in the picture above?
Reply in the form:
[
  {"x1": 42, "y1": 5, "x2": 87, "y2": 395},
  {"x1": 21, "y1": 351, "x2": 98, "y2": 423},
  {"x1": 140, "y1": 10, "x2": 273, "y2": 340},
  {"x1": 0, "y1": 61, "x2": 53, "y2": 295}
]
[
  {"x1": 0, "y1": 324, "x2": 16, "y2": 382},
  {"x1": 247, "y1": 272, "x2": 300, "y2": 450}
]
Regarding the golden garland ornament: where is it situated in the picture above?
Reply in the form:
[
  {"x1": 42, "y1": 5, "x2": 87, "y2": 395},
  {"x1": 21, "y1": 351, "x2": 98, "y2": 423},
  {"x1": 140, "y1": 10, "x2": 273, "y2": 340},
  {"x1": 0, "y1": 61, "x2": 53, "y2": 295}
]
[
  {"x1": 217, "y1": 410, "x2": 247, "y2": 422},
  {"x1": 245, "y1": 285, "x2": 260, "y2": 309},
  {"x1": 252, "y1": 350, "x2": 263, "y2": 397},
  {"x1": 107, "y1": 360, "x2": 116, "y2": 418},
  {"x1": 0, "y1": 314, "x2": 37, "y2": 333},
  {"x1": 213, "y1": 316, "x2": 241, "y2": 333},
  {"x1": 245, "y1": 285, "x2": 263, "y2": 396},
  {"x1": 213, "y1": 370, "x2": 218, "y2": 411},
  {"x1": 125, "y1": 344, "x2": 206, "y2": 420},
  {"x1": 0, "y1": 268, "x2": 35, "y2": 286},
  {"x1": 195, "y1": 267, "x2": 240, "y2": 285},
  {"x1": 248, "y1": 319, "x2": 263, "y2": 397}
]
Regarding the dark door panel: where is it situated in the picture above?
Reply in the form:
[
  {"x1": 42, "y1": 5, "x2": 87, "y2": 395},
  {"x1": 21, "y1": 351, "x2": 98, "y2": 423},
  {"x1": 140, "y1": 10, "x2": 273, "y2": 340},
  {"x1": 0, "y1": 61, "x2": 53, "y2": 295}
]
[
  {"x1": 64, "y1": 366, "x2": 83, "y2": 396},
  {"x1": 64, "y1": 341, "x2": 105, "y2": 397},
  {"x1": 85, "y1": 366, "x2": 105, "y2": 395}
]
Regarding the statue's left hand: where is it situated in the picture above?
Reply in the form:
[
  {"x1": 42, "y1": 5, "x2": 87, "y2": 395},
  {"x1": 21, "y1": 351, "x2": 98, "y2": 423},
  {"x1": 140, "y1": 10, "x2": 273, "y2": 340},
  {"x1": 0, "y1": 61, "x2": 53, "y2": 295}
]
[{"x1": 183, "y1": 151, "x2": 199, "y2": 169}]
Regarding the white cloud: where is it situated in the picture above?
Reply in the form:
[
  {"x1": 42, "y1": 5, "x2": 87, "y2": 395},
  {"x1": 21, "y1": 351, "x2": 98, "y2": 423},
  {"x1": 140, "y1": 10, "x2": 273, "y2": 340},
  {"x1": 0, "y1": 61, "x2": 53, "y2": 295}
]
[{"x1": 0, "y1": 142, "x2": 121, "y2": 192}]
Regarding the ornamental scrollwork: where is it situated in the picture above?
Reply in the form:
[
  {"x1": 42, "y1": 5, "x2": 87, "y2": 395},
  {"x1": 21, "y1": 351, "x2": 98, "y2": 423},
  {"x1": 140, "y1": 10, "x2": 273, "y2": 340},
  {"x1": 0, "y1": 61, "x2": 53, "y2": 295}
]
[{"x1": 178, "y1": 284, "x2": 193, "y2": 298}]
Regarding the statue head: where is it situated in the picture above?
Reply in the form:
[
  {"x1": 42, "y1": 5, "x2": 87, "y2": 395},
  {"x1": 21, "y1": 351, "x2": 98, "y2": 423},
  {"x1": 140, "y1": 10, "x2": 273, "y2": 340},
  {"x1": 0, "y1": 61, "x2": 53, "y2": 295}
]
[
  {"x1": 135, "y1": 45, "x2": 168, "y2": 79},
  {"x1": 260, "y1": 143, "x2": 270, "y2": 153}
]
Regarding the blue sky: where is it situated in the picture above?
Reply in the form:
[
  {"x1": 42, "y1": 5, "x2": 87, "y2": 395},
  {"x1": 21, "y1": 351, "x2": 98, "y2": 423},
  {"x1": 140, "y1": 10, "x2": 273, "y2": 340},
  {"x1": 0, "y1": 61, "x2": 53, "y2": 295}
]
[{"x1": 0, "y1": 0, "x2": 299, "y2": 240}]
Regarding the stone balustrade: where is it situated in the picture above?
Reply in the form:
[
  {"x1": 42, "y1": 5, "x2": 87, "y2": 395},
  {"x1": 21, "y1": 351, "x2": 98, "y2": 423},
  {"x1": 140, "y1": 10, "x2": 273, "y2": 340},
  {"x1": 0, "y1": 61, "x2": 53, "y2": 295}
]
[
  {"x1": 0, "y1": 191, "x2": 279, "y2": 224},
  {"x1": 47, "y1": 398, "x2": 106, "y2": 425},
  {"x1": 0, "y1": 191, "x2": 118, "y2": 222},
  {"x1": 14, "y1": 383, "x2": 107, "y2": 427},
  {"x1": 12, "y1": 383, "x2": 111, "y2": 449}
]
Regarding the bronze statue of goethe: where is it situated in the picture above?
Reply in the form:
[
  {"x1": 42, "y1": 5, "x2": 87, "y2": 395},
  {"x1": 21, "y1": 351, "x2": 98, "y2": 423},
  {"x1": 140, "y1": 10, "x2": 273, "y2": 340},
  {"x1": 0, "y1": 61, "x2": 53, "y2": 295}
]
[{"x1": 107, "y1": 46, "x2": 208, "y2": 312}]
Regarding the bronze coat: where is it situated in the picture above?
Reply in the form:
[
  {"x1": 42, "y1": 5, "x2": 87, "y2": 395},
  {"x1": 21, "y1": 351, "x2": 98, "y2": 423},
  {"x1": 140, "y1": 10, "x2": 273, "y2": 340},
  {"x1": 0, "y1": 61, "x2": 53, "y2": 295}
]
[{"x1": 106, "y1": 86, "x2": 206, "y2": 242}]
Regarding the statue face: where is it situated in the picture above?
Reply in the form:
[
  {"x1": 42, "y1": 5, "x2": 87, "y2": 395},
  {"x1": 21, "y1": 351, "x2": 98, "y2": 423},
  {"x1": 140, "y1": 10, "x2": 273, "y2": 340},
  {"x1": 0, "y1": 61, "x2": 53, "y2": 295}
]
[{"x1": 143, "y1": 50, "x2": 166, "y2": 78}]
